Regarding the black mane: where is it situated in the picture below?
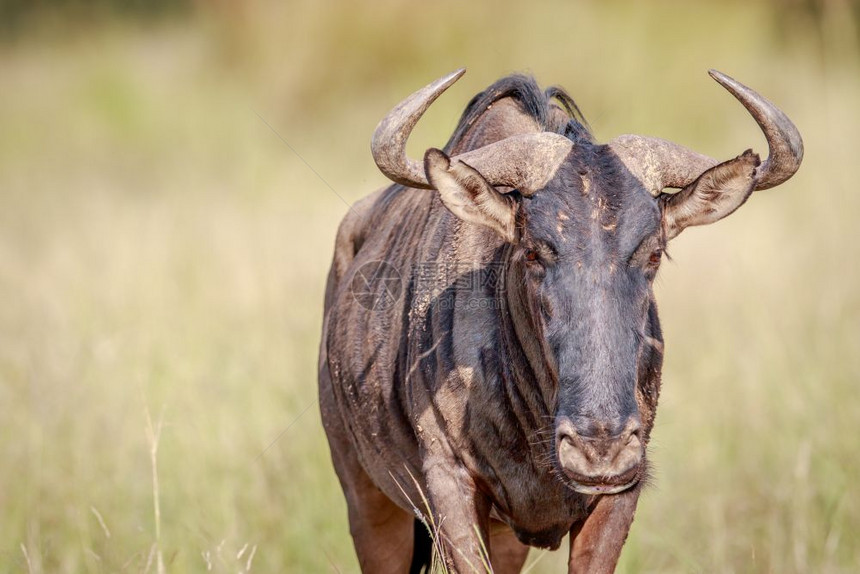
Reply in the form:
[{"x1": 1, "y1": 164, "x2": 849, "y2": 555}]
[{"x1": 443, "y1": 74, "x2": 594, "y2": 153}]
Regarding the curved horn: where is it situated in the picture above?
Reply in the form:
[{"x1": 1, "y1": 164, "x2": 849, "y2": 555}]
[
  {"x1": 372, "y1": 69, "x2": 574, "y2": 194},
  {"x1": 708, "y1": 70, "x2": 803, "y2": 190},
  {"x1": 609, "y1": 70, "x2": 803, "y2": 195},
  {"x1": 371, "y1": 68, "x2": 466, "y2": 189}
]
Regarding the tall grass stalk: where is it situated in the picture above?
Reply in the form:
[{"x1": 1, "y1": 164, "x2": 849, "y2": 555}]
[{"x1": 144, "y1": 405, "x2": 166, "y2": 574}]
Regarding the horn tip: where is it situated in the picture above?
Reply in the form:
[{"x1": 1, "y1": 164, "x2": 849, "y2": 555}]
[
  {"x1": 708, "y1": 69, "x2": 735, "y2": 88},
  {"x1": 441, "y1": 67, "x2": 467, "y2": 86}
]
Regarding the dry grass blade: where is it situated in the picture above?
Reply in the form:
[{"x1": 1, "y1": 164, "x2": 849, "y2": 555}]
[{"x1": 143, "y1": 405, "x2": 166, "y2": 574}]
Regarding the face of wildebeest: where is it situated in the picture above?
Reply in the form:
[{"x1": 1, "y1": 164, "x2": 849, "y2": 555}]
[
  {"x1": 513, "y1": 147, "x2": 662, "y2": 494},
  {"x1": 425, "y1": 142, "x2": 763, "y2": 494}
]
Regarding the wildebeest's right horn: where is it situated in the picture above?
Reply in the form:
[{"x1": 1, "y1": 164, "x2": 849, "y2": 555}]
[
  {"x1": 371, "y1": 69, "x2": 466, "y2": 189},
  {"x1": 609, "y1": 70, "x2": 803, "y2": 195},
  {"x1": 372, "y1": 69, "x2": 574, "y2": 195}
]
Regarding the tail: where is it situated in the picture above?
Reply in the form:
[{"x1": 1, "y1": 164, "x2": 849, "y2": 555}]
[{"x1": 409, "y1": 518, "x2": 433, "y2": 574}]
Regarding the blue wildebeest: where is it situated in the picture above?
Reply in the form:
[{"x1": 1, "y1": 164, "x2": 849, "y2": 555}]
[{"x1": 318, "y1": 69, "x2": 802, "y2": 573}]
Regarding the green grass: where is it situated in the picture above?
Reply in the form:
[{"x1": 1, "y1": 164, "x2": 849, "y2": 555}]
[{"x1": 1, "y1": 1, "x2": 858, "y2": 572}]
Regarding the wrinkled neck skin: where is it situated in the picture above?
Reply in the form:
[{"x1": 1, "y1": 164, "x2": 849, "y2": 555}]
[{"x1": 448, "y1": 98, "x2": 568, "y2": 446}]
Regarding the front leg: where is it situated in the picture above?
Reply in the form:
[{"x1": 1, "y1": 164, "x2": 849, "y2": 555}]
[
  {"x1": 567, "y1": 484, "x2": 641, "y2": 574},
  {"x1": 423, "y1": 461, "x2": 492, "y2": 573}
]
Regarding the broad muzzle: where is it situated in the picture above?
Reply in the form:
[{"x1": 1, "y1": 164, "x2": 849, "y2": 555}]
[{"x1": 555, "y1": 416, "x2": 643, "y2": 495}]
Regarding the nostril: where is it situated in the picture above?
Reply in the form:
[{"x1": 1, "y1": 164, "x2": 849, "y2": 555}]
[
  {"x1": 555, "y1": 416, "x2": 577, "y2": 440},
  {"x1": 624, "y1": 418, "x2": 643, "y2": 443},
  {"x1": 626, "y1": 419, "x2": 642, "y2": 438}
]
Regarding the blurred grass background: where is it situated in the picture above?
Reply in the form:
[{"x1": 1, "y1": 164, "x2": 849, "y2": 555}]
[{"x1": 1, "y1": 0, "x2": 858, "y2": 572}]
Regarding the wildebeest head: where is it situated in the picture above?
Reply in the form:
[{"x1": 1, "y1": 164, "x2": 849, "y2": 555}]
[{"x1": 371, "y1": 69, "x2": 803, "y2": 494}]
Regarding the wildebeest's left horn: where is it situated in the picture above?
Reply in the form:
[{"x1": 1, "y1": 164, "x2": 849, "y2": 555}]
[
  {"x1": 372, "y1": 69, "x2": 574, "y2": 195},
  {"x1": 609, "y1": 70, "x2": 803, "y2": 195},
  {"x1": 708, "y1": 70, "x2": 803, "y2": 190}
]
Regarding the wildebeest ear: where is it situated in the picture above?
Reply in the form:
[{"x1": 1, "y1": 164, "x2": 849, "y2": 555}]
[
  {"x1": 661, "y1": 150, "x2": 761, "y2": 240},
  {"x1": 424, "y1": 148, "x2": 518, "y2": 243}
]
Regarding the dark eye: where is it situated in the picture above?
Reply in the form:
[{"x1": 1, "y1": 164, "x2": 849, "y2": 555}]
[
  {"x1": 524, "y1": 249, "x2": 539, "y2": 263},
  {"x1": 648, "y1": 248, "x2": 663, "y2": 265}
]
